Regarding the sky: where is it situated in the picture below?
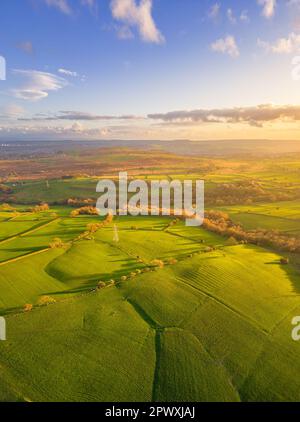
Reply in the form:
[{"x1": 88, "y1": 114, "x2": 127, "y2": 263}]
[{"x1": 0, "y1": 0, "x2": 300, "y2": 141}]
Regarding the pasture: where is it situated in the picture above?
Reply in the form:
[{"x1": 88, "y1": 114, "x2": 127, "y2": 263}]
[
  {"x1": 218, "y1": 200, "x2": 300, "y2": 234},
  {"x1": 0, "y1": 206, "x2": 300, "y2": 401}
]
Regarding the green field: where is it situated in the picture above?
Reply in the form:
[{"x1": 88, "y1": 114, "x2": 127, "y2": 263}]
[
  {"x1": 7, "y1": 179, "x2": 100, "y2": 204},
  {"x1": 218, "y1": 200, "x2": 300, "y2": 234},
  {"x1": 0, "y1": 206, "x2": 300, "y2": 401}
]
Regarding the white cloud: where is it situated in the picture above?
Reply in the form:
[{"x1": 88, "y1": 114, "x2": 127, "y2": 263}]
[
  {"x1": 116, "y1": 25, "x2": 134, "y2": 40},
  {"x1": 45, "y1": 0, "x2": 72, "y2": 15},
  {"x1": 43, "y1": 0, "x2": 98, "y2": 15},
  {"x1": 257, "y1": 0, "x2": 276, "y2": 19},
  {"x1": 258, "y1": 32, "x2": 300, "y2": 54},
  {"x1": 211, "y1": 35, "x2": 240, "y2": 58},
  {"x1": 240, "y1": 10, "x2": 249, "y2": 22},
  {"x1": 12, "y1": 70, "x2": 68, "y2": 101},
  {"x1": 81, "y1": 0, "x2": 98, "y2": 15},
  {"x1": 208, "y1": 3, "x2": 220, "y2": 21},
  {"x1": 227, "y1": 9, "x2": 237, "y2": 24},
  {"x1": 110, "y1": 0, "x2": 164, "y2": 44},
  {"x1": 58, "y1": 68, "x2": 79, "y2": 77},
  {"x1": 0, "y1": 104, "x2": 24, "y2": 119},
  {"x1": 71, "y1": 122, "x2": 84, "y2": 132}
]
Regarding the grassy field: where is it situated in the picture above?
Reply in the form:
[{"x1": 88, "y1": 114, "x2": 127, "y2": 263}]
[
  {"x1": 7, "y1": 179, "x2": 100, "y2": 204},
  {"x1": 0, "y1": 205, "x2": 300, "y2": 401},
  {"x1": 218, "y1": 200, "x2": 300, "y2": 234}
]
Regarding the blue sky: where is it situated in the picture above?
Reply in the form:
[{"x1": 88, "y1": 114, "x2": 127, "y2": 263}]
[{"x1": 0, "y1": 0, "x2": 300, "y2": 141}]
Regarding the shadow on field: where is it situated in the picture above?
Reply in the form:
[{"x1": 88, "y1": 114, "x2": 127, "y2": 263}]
[
  {"x1": 44, "y1": 257, "x2": 143, "y2": 295},
  {"x1": 265, "y1": 260, "x2": 282, "y2": 265},
  {"x1": 252, "y1": 246, "x2": 300, "y2": 294}
]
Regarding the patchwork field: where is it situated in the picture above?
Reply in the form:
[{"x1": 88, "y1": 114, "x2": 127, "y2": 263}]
[
  {"x1": 0, "y1": 206, "x2": 300, "y2": 401},
  {"x1": 218, "y1": 200, "x2": 300, "y2": 234}
]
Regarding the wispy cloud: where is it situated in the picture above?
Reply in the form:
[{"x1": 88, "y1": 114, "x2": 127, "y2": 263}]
[
  {"x1": 148, "y1": 104, "x2": 300, "y2": 127},
  {"x1": 211, "y1": 35, "x2": 239, "y2": 58},
  {"x1": 110, "y1": 0, "x2": 165, "y2": 44},
  {"x1": 0, "y1": 104, "x2": 24, "y2": 119},
  {"x1": 116, "y1": 25, "x2": 134, "y2": 40},
  {"x1": 44, "y1": 0, "x2": 72, "y2": 15},
  {"x1": 19, "y1": 110, "x2": 142, "y2": 121},
  {"x1": 42, "y1": 0, "x2": 98, "y2": 16},
  {"x1": 17, "y1": 41, "x2": 34, "y2": 54},
  {"x1": 258, "y1": 32, "x2": 300, "y2": 53},
  {"x1": 80, "y1": 0, "x2": 98, "y2": 15},
  {"x1": 240, "y1": 10, "x2": 249, "y2": 23},
  {"x1": 11, "y1": 70, "x2": 68, "y2": 101},
  {"x1": 227, "y1": 9, "x2": 237, "y2": 24},
  {"x1": 21, "y1": 104, "x2": 300, "y2": 128},
  {"x1": 257, "y1": 0, "x2": 276, "y2": 19},
  {"x1": 208, "y1": 3, "x2": 221, "y2": 21},
  {"x1": 58, "y1": 68, "x2": 79, "y2": 77}
]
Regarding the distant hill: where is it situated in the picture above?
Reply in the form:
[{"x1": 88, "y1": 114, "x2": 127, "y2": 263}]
[{"x1": 1, "y1": 139, "x2": 300, "y2": 158}]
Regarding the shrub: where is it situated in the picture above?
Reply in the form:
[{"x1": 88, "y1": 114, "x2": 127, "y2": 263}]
[
  {"x1": 150, "y1": 259, "x2": 164, "y2": 268},
  {"x1": 105, "y1": 213, "x2": 114, "y2": 224},
  {"x1": 67, "y1": 198, "x2": 94, "y2": 207},
  {"x1": 37, "y1": 296, "x2": 56, "y2": 306},
  {"x1": 0, "y1": 203, "x2": 15, "y2": 211},
  {"x1": 97, "y1": 281, "x2": 106, "y2": 289},
  {"x1": 167, "y1": 258, "x2": 178, "y2": 265},
  {"x1": 49, "y1": 238, "x2": 65, "y2": 249},
  {"x1": 70, "y1": 206, "x2": 98, "y2": 217},
  {"x1": 31, "y1": 203, "x2": 50, "y2": 213},
  {"x1": 203, "y1": 210, "x2": 300, "y2": 253},
  {"x1": 226, "y1": 236, "x2": 239, "y2": 246},
  {"x1": 24, "y1": 304, "x2": 33, "y2": 312},
  {"x1": 87, "y1": 223, "x2": 103, "y2": 233},
  {"x1": 0, "y1": 184, "x2": 12, "y2": 194},
  {"x1": 70, "y1": 210, "x2": 79, "y2": 218}
]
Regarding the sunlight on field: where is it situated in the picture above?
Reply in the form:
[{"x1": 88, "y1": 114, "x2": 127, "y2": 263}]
[{"x1": 0, "y1": 205, "x2": 300, "y2": 401}]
